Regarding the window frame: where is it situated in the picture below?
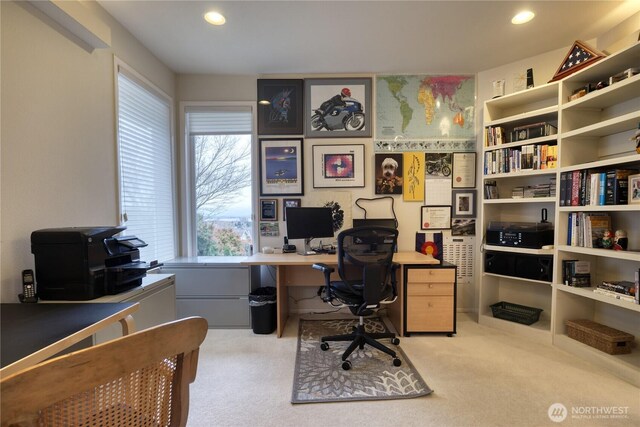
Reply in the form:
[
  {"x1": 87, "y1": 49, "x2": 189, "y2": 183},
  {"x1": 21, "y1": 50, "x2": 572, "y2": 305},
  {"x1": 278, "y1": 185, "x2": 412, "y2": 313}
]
[
  {"x1": 179, "y1": 101, "x2": 258, "y2": 257},
  {"x1": 114, "y1": 57, "x2": 177, "y2": 262}
]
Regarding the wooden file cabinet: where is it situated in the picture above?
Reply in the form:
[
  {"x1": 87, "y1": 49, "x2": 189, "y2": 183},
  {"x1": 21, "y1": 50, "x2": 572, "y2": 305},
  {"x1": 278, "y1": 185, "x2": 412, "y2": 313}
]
[{"x1": 404, "y1": 264, "x2": 457, "y2": 336}]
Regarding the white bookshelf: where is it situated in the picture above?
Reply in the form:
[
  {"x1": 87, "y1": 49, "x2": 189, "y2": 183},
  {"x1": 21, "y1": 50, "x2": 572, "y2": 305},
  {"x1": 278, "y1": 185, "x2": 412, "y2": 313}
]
[{"x1": 480, "y1": 42, "x2": 640, "y2": 385}]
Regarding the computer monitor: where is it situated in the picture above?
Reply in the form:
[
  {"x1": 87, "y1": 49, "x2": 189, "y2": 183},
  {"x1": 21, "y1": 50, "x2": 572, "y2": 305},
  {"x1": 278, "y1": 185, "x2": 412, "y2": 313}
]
[
  {"x1": 352, "y1": 218, "x2": 397, "y2": 229},
  {"x1": 285, "y1": 207, "x2": 334, "y2": 255}
]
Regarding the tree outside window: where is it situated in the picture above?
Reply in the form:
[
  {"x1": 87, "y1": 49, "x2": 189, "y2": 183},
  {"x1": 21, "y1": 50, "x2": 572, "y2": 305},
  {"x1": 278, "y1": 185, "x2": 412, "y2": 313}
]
[{"x1": 194, "y1": 134, "x2": 252, "y2": 256}]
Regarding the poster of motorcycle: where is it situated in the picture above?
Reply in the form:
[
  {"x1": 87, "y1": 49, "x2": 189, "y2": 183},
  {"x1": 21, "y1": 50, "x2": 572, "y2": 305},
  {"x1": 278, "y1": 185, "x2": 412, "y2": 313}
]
[{"x1": 304, "y1": 78, "x2": 372, "y2": 138}]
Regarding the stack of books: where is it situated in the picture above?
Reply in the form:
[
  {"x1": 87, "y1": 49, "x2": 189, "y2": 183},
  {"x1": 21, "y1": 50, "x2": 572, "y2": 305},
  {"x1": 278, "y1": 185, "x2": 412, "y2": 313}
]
[
  {"x1": 562, "y1": 260, "x2": 591, "y2": 287},
  {"x1": 595, "y1": 280, "x2": 637, "y2": 303}
]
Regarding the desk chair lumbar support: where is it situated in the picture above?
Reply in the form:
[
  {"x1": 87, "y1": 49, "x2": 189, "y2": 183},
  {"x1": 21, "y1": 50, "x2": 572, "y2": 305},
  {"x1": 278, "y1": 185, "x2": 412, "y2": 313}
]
[{"x1": 312, "y1": 226, "x2": 401, "y2": 370}]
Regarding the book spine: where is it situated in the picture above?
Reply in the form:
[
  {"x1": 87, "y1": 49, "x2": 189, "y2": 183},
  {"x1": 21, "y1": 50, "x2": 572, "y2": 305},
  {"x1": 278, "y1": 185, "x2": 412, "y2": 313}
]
[
  {"x1": 571, "y1": 170, "x2": 580, "y2": 206},
  {"x1": 559, "y1": 172, "x2": 567, "y2": 207}
]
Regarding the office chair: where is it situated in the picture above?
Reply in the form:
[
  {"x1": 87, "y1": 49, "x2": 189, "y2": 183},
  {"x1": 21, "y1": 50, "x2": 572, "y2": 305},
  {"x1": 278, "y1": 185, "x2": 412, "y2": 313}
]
[
  {"x1": 1, "y1": 316, "x2": 208, "y2": 427},
  {"x1": 313, "y1": 226, "x2": 401, "y2": 370}
]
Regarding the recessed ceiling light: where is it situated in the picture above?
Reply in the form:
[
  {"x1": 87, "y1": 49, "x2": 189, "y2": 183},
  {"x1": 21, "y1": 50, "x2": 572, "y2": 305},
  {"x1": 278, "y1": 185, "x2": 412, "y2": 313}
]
[
  {"x1": 204, "y1": 11, "x2": 226, "y2": 26},
  {"x1": 258, "y1": 100, "x2": 270, "y2": 105},
  {"x1": 512, "y1": 11, "x2": 535, "y2": 25}
]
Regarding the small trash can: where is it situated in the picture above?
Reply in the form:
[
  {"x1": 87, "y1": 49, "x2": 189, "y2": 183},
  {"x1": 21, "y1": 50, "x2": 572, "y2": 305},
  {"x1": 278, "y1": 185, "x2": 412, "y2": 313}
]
[{"x1": 249, "y1": 286, "x2": 277, "y2": 334}]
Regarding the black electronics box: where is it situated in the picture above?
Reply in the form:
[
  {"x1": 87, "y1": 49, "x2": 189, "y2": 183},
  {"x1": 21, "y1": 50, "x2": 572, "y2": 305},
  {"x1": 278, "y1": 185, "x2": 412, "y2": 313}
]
[
  {"x1": 485, "y1": 251, "x2": 553, "y2": 282},
  {"x1": 486, "y1": 221, "x2": 554, "y2": 249}
]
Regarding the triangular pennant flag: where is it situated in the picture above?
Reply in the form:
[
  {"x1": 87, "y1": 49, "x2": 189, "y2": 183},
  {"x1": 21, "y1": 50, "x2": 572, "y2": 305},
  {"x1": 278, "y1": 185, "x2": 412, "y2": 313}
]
[{"x1": 549, "y1": 40, "x2": 606, "y2": 82}]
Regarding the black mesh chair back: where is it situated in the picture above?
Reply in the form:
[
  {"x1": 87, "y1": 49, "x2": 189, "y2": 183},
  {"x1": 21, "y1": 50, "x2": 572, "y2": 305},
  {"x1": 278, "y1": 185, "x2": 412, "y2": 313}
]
[{"x1": 337, "y1": 226, "x2": 398, "y2": 310}]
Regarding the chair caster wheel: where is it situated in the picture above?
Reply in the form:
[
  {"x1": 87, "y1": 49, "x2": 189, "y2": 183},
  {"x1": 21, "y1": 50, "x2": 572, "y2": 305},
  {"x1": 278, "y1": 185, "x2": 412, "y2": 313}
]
[
  {"x1": 392, "y1": 358, "x2": 402, "y2": 367},
  {"x1": 320, "y1": 342, "x2": 329, "y2": 351},
  {"x1": 341, "y1": 360, "x2": 352, "y2": 371},
  {"x1": 391, "y1": 338, "x2": 400, "y2": 345}
]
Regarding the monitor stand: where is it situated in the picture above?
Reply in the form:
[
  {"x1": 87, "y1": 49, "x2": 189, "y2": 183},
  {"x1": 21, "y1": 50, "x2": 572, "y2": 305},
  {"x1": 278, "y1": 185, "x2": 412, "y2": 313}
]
[{"x1": 297, "y1": 238, "x2": 316, "y2": 256}]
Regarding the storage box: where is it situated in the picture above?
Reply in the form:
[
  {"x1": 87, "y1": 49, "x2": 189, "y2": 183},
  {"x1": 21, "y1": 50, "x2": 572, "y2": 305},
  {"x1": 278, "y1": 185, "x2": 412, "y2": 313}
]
[
  {"x1": 565, "y1": 319, "x2": 634, "y2": 355},
  {"x1": 490, "y1": 301, "x2": 542, "y2": 325}
]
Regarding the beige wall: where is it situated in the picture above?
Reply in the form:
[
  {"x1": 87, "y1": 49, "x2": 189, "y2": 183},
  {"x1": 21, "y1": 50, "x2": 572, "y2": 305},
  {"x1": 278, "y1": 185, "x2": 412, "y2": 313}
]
[{"x1": 0, "y1": 1, "x2": 175, "y2": 301}]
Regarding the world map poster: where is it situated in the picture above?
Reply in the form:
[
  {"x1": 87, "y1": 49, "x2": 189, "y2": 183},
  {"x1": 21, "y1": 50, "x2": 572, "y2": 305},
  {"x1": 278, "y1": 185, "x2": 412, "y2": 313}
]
[{"x1": 376, "y1": 75, "x2": 475, "y2": 140}]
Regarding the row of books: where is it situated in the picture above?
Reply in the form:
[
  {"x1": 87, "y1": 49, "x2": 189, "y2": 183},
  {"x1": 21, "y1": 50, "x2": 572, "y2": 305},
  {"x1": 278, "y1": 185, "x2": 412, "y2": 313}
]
[
  {"x1": 562, "y1": 260, "x2": 591, "y2": 287},
  {"x1": 512, "y1": 182, "x2": 556, "y2": 198},
  {"x1": 484, "y1": 122, "x2": 557, "y2": 147},
  {"x1": 559, "y1": 169, "x2": 637, "y2": 207},
  {"x1": 566, "y1": 212, "x2": 610, "y2": 248},
  {"x1": 483, "y1": 144, "x2": 557, "y2": 175},
  {"x1": 594, "y1": 276, "x2": 639, "y2": 304}
]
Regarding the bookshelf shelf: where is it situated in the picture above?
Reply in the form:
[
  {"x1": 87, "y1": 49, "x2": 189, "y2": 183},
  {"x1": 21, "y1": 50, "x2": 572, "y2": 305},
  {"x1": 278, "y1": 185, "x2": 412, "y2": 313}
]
[
  {"x1": 484, "y1": 197, "x2": 555, "y2": 204},
  {"x1": 555, "y1": 284, "x2": 640, "y2": 313},
  {"x1": 562, "y1": 111, "x2": 640, "y2": 140},
  {"x1": 556, "y1": 245, "x2": 640, "y2": 262},
  {"x1": 480, "y1": 41, "x2": 640, "y2": 387}
]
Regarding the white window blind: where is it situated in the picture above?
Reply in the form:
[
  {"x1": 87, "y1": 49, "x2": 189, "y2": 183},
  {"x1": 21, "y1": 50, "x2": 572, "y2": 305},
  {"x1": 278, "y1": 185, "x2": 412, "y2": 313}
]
[
  {"x1": 117, "y1": 69, "x2": 175, "y2": 262},
  {"x1": 186, "y1": 107, "x2": 252, "y2": 135}
]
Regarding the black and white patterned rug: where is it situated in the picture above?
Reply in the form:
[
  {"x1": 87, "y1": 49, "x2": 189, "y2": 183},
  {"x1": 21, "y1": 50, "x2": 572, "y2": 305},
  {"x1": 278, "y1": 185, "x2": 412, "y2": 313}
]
[{"x1": 292, "y1": 318, "x2": 433, "y2": 404}]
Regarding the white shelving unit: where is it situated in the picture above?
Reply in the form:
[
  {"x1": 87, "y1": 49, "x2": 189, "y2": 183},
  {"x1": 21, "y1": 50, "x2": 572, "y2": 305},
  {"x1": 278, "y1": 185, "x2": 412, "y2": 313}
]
[{"x1": 480, "y1": 42, "x2": 640, "y2": 385}]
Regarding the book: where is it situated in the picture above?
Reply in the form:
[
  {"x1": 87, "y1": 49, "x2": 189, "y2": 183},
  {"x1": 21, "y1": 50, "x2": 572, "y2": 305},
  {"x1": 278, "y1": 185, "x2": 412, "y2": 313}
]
[
  {"x1": 605, "y1": 169, "x2": 637, "y2": 205},
  {"x1": 587, "y1": 214, "x2": 611, "y2": 248},
  {"x1": 593, "y1": 288, "x2": 636, "y2": 303},
  {"x1": 599, "y1": 280, "x2": 636, "y2": 296},
  {"x1": 562, "y1": 260, "x2": 591, "y2": 287},
  {"x1": 546, "y1": 145, "x2": 557, "y2": 169}
]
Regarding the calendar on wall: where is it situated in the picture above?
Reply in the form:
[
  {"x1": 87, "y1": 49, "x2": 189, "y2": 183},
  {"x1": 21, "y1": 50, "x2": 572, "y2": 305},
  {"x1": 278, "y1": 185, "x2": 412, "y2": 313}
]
[{"x1": 443, "y1": 235, "x2": 475, "y2": 285}]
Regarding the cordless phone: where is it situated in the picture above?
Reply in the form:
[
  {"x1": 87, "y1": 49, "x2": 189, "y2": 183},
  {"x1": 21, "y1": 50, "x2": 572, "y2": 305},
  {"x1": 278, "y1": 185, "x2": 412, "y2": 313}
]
[{"x1": 19, "y1": 269, "x2": 38, "y2": 303}]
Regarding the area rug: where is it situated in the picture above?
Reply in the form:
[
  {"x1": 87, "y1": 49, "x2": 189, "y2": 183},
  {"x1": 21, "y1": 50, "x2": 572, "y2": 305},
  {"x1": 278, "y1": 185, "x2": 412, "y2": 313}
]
[{"x1": 292, "y1": 317, "x2": 433, "y2": 404}]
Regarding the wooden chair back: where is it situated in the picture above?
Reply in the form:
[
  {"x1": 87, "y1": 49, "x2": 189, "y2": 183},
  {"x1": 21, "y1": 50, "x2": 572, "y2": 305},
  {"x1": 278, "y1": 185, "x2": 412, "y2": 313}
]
[{"x1": 1, "y1": 316, "x2": 208, "y2": 427}]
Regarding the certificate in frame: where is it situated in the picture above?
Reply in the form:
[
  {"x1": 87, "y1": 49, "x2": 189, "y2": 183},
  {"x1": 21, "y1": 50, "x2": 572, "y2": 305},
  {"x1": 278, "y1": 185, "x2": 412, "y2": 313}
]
[
  {"x1": 452, "y1": 152, "x2": 476, "y2": 188},
  {"x1": 420, "y1": 205, "x2": 451, "y2": 230}
]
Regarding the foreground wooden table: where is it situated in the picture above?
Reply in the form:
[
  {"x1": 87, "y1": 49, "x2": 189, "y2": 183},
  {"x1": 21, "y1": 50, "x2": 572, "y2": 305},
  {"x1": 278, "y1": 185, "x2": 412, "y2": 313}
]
[
  {"x1": 242, "y1": 252, "x2": 438, "y2": 337},
  {"x1": 1, "y1": 302, "x2": 139, "y2": 377}
]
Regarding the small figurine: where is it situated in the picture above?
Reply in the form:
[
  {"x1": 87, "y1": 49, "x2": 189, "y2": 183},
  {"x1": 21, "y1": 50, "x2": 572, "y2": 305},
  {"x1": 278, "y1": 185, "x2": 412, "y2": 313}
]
[
  {"x1": 601, "y1": 230, "x2": 613, "y2": 249},
  {"x1": 613, "y1": 229, "x2": 628, "y2": 251}
]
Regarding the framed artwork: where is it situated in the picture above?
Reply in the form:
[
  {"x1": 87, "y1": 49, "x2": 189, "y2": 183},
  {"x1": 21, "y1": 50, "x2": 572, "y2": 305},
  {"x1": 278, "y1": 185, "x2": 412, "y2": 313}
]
[
  {"x1": 282, "y1": 198, "x2": 301, "y2": 220},
  {"x1": 259, "y1": 138, "x2": 304, "y2": 196},
  {"x1": 312, "y1": 144, "x2": 365, "y2": 188},
  {"x1": 629, "y1": 174, "x2": 640, "y2": 205},
  {"x1": 451, "y1": 219, "x2": 476, "y2": 236},
  {"x1": 304, "y1": 78, "x2": 372, "y2": 138},
  {"x1": 425, "y1": 153, "x2": 452, "y2": 178},
  {"x1": 260, "y1": 199, "x2": 278, "y2": 221},
  {"x1": 452, "y1": 190, "x2": 477, "y2": 218},
  {"x1": 403, "y1": 152, "x2": 425, "y2": 202},
  {"x1": 420, "y1": 206, "x2": 451, "y2": 230},
  {"x1": 452, "y1": 152, "x2": 476, "y2": 188},
  {"x1": 374, "y1": 153, "x2": 403, "y2": 195},
  {"x1": 257, "y1": 79, "x2": 304, "y2": 135}
]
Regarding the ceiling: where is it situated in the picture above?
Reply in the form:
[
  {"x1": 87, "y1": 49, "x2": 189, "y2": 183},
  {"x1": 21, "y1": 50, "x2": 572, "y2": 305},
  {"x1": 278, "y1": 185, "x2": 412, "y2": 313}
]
[{"x1": 98, "y1": 1, "x2": 640, "y2": 75}]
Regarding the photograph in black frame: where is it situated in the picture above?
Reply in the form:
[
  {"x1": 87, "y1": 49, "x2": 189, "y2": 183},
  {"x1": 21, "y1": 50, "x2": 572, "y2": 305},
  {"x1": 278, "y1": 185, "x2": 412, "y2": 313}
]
[
  {"x1": 257, "y1": 79, "x2": 304, "y2": 135},
  {"x1": 260, "y1": 199, "x2": 278, "y2": 221}
]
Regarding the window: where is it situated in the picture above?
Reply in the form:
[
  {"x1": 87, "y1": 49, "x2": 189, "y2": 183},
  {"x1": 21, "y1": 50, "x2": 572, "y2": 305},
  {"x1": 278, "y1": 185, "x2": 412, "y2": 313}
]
[
  {"x1": 184, "y1": 106, "x2": 254, "y2": 256},
  {"x1": 116, "y1": 62, "x2": 176, "y2": 262}
]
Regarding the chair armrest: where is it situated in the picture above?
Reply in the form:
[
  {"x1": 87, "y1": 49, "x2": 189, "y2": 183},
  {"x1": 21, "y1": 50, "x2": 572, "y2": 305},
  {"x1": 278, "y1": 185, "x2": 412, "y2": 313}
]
[{"x1": 312, "y1": 263, "x2": 334, "y2": 283}]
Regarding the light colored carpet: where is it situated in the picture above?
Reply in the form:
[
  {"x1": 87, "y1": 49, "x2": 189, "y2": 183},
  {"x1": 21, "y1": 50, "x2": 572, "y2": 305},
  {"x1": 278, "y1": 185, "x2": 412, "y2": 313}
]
[
  {"x1": 187, "y1": 313, "x2": 640, "y2": 427},
  {"x1": 292, "y1": 317, "x2": 431, "y2": 403}
]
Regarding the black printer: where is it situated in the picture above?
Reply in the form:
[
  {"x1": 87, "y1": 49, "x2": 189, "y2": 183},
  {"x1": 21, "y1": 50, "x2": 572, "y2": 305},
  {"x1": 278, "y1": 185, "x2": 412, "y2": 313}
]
[{"x1": 31, "y1": 226, "x2": 150, "y2": 300}]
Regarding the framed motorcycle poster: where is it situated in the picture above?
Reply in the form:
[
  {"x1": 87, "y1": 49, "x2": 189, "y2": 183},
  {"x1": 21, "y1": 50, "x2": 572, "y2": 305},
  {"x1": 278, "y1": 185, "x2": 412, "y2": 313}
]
[
  {"x1": 304, "y1": 78, "x2": 372, "y2": 138},
  {"x1": 257, "y1": 79, "x2": 304, "y2": 135}
]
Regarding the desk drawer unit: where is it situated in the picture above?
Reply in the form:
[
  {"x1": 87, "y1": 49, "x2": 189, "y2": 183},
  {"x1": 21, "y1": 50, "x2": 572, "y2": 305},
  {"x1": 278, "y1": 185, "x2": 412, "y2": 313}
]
[
  {"x1": 404, "y1": 265, "x2": 457, "y2": 336},
  {"x1": 161, "y1": 264, "x2": 259, "y2": 328}
]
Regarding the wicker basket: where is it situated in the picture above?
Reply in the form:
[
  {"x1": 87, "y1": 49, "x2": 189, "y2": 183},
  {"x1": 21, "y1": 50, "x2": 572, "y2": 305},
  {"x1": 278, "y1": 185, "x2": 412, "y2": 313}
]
[
  {"x1": 490, "y1": 301, "x2": 542, "y2": 325},
  {"x1": 565, "y1": 319, "x2": 634, "y2": 355}
]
